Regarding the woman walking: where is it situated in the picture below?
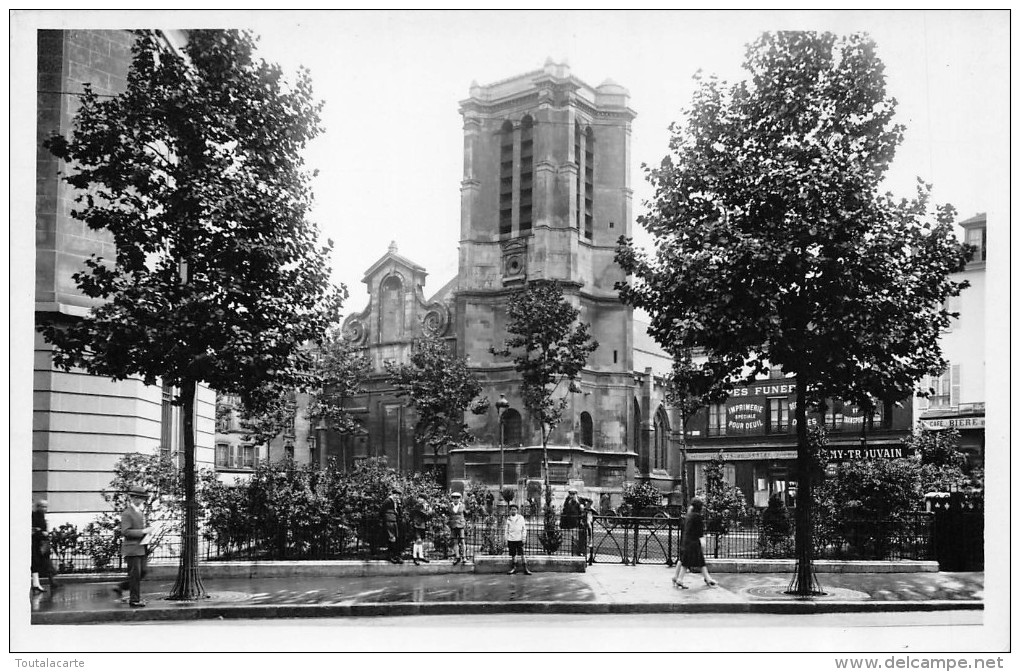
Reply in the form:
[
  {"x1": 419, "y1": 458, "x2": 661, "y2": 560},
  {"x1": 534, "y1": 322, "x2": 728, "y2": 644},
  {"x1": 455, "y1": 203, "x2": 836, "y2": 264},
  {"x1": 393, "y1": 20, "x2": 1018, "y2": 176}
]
[
  {"x1": 31, "y1": 499, "x2": 57, "y2": 592},
  {"x1": 672, "y1": 498, "x2": 717, "y2": 589}
]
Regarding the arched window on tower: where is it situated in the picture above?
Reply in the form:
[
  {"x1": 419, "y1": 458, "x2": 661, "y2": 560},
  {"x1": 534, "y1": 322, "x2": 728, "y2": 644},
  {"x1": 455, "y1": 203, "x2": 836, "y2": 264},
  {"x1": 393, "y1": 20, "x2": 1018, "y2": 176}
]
[
  {"x1": 653, "y1": 407, "x2": 670, "y2": 471},
  {"x1": 584, "y1": 126, "x2": 594, "y2": 240},
  {"x1": 503, "y1": 409, "x2": 523, "y2": 447},
  {"x1": 579, "y1": 412, "x2": 594, "y2": 447},
  {"x1": 574, "y1": 122, "x2": 581, "y2": 231},
  {"x1": 499, "y1": 120, "x2": 514, "y2": 236},
  {"x1": 519, "y1": 115, "x2": 534, "y2": 235}
]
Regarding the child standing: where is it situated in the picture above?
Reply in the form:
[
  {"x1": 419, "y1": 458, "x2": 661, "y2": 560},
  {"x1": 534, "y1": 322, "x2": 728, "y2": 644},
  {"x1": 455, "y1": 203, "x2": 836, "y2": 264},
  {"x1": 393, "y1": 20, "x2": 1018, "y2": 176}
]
[{"x1": 504, "y1": 504, "x2": 532, "y2": 575}]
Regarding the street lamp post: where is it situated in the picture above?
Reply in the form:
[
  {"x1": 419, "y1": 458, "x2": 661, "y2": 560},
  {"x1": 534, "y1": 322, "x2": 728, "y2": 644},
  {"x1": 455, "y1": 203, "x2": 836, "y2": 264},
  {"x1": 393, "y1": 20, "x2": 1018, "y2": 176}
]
[{"x1": 495, "y1": 394, "x2": 510, "y2": 508}]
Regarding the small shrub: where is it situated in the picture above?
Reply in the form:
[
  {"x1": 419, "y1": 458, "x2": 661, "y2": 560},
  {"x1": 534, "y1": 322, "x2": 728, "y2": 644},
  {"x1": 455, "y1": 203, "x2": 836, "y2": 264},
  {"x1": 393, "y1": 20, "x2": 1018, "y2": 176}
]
[
  {"x1": 49, "y1": 522, "x2": 80, "y2": 573},
  {"x1": 538, "y1": 505, "x2": 562, "y2": 554},
  {"x1": 622, "y1": 482, "x2": 662, "y2": 514},
  {"x1": 757, "y1": 494, "x2": 794, "y2": 558},
  {"x1": 82, "y1": 518, "x2": 121, "y2": 570}
]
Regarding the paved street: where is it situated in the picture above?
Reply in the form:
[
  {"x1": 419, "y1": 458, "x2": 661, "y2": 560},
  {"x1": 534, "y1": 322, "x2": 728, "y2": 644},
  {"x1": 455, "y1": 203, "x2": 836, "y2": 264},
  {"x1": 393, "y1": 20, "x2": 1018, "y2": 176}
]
[{"x1": 28, "y1": 565, "x2": 983, "y2": 625}]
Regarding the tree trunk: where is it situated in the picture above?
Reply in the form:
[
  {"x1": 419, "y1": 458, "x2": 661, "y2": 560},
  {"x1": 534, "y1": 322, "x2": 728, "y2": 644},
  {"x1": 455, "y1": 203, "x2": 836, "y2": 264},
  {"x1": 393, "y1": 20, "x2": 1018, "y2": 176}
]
[
  {"x1": 679, "y1": 415, "x2": 690, "y2": 509},
  {"x1": 168, "y1": 379, "x2": 207, "y2": 600},
  {"x1": 787, "y1": 377, "x2": 823, "y2": 596},
  {"x1": 542, "y1": 425, "x2": 551, "y2": 512}
]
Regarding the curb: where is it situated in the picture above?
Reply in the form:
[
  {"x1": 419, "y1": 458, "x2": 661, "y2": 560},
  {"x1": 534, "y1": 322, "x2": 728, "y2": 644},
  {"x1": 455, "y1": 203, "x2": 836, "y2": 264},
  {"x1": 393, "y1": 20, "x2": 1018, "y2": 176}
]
[
  {"x1": 30, "y1": 599, "x2": 983, "y2": 624},
  {"x1": 52, "y1": 558, "x2": 936, "y2": 583}
]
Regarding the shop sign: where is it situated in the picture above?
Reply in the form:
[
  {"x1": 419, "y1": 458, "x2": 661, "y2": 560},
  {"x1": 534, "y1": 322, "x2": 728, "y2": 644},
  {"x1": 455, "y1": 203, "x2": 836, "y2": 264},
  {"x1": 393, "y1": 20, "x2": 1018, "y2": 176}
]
[
  {"x1": 727, "y1": 402, "x2": 764, "y2": 431},
  {"x1": 827, "y1": 447, "x2": 908, "y2": 461},
  {"x1": 921, "y1": 416, "x2": 985, "y2": 430},
  {"x1": 687, "y1": 450, "x2": 798, "y2": 462}
]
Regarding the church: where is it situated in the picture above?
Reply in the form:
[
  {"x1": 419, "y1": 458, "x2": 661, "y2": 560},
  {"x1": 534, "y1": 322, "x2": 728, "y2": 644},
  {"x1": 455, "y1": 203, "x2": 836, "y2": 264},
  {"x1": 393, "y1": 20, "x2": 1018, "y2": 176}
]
[
  {"x1": 33, "y1": 32, "x2": 929, "y2": 524},
  {"x1": 329, "y1": 60, "x2": 678, "y2": 510}
]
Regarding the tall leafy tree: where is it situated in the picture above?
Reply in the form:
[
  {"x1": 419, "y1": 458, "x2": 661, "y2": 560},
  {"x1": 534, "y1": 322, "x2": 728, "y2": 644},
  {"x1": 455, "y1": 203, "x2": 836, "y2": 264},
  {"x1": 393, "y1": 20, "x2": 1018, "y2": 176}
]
[
  {"x1": 385, "y1": 331, "x2": 486, "y2": 468},
  {"x1": 40, "y1": 30, "x2": 344, "y2": 599},
  {"x1": 491, "y1": 281, "x2": 598, "y2": 510},
  {"x1": 616, "y1": 32, "x2": 971, "y2": 594}
]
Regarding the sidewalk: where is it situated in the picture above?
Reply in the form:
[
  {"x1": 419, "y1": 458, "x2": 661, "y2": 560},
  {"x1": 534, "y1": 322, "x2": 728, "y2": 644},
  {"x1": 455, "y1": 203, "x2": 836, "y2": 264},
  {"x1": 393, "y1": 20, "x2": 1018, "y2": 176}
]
[{"x1": 28, "y1": 564, "x2": 983, "y2": 624}]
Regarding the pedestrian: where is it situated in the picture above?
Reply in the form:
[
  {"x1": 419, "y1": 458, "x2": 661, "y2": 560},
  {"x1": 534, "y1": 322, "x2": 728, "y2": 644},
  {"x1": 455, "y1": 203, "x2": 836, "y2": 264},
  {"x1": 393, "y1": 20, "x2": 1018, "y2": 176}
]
[
  {"x1": 672, "y1": 497, "x2": 717, "y2": 589},
  {"x1": 31, "y1": 499, "x2": 57, "y2": 592},
  {"x1": 411, "y1": 495, "x2": 431, "y2": 566},
  {"x1": 581, "y1": 496, "x2": 596, "y2": 565},
  {"x1": 560, "y1": 487, "x2": 582, "y2": 529},
  {"x1": 447, "y1": 491, "x2": 466, "y2": 565},
  {"x1": 114, "y1": 486, "x2": 152, "y2": 607},
  {"x1": 504, "y1": 503, "x2": 532, "y2": 575},
  {"x1": 380, "y1": 486, "x2": 404, "y2": 564}
]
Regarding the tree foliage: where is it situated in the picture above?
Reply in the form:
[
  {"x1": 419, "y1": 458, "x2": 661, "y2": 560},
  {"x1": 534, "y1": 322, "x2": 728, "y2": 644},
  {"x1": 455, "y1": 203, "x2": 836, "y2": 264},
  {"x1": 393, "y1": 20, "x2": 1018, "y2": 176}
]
[
  {"x1": 40, "y1": 29, "x2": 344, "y2": 401},
  {"x1": 39, "y1": 29, "x2": 344, "y2": 597},
  {"x1": 615, "y1": 31, "x2": 972, "y2": 593},
  {"x1": 616, "y1": 31, "x2": 972, "y2": 410},
  {"x1": 305, "y1": 328, "x2": 371, "y2": 436},
  {"x1": 203, "y1": 457, "x2": 452, "y2": 558},
  {"x1": 386, "y1": 332, "x2": 485, "y2": 458},
  {"x1": 904, "y1": 425, "x2": 977, "y2": 493},
  {"x1": 491, "y1": 281, "x2": 598, "y2": 507}
]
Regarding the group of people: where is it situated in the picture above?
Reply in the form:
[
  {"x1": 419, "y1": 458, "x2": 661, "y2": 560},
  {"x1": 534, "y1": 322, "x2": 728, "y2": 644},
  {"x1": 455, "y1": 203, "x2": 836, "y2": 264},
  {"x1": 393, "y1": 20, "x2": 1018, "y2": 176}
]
[
  {"x1": 33, "y1": 485, "x2": 715, "y2": 603},
  {"x1": 379, "y1": 485, "x2": 602, "y2": 573}
]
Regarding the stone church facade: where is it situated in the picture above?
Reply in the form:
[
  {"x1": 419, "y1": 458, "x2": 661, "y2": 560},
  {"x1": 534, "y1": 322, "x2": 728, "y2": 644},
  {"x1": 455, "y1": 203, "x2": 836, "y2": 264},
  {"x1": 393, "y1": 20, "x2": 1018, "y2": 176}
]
[{"x1": 335, "y1": 61, "x2": 679, "y2": 509}]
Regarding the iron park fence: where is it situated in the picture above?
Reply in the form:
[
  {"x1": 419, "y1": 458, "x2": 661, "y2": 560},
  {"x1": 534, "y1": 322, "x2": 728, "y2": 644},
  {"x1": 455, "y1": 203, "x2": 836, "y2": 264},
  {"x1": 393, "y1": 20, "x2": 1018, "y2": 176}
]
[{"x1": 49, "y1": 510, "x2": 933, "y2": 573}]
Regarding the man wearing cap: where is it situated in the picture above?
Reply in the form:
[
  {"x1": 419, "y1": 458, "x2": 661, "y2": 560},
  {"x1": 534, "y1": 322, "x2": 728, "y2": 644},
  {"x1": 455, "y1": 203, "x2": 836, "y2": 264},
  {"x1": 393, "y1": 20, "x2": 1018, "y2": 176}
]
[
  {"x1": 115, "y1": 486, "x2": 151, "y2": 607},
  {"x1": 380, "y1": 486, "x2": 403, "y2": 564},
  {"x1": 447, "y1": 491, "x2": 466, "y2": 565}
]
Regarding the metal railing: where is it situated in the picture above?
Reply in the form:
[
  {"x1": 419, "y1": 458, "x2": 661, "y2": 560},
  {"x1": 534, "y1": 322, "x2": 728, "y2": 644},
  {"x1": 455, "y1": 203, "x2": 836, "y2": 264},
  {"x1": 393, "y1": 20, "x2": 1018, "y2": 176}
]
[{"x1": 47, "y1": 511, "x2": 935, "y2": 573}]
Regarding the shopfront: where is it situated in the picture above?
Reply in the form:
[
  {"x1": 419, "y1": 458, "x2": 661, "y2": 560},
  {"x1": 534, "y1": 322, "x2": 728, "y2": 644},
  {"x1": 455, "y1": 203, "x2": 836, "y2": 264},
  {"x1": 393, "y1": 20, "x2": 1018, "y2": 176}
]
[{"x1": 683, "y1": 376, "x2": 914, "y2": 507}]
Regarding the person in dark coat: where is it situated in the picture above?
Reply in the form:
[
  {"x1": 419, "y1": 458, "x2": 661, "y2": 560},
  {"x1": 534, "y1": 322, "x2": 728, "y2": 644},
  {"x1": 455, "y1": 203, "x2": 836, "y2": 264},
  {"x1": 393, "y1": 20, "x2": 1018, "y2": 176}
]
[
  {"x1": 31, "y1": 499, "x2": 56, "y2": 592},
  {"x1": 560, "y1": 488, "x2": 582, "y2": 529},
  {"x1": 380, "y1": 486, "x2": 404, "y2": 563},
  {"x1": 672, "y1": 498, "x2": 718, "y2": 589},
  {"x1": 411, "y1": 495, "x2": 431, "y2": 566}
]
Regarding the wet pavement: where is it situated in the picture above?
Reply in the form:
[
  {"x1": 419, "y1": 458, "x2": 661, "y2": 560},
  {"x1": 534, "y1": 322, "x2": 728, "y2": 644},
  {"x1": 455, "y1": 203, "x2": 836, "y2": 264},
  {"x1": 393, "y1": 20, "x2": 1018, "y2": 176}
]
[{"x1": 27, "y1": 565, "x2": 983, "y2": 624}]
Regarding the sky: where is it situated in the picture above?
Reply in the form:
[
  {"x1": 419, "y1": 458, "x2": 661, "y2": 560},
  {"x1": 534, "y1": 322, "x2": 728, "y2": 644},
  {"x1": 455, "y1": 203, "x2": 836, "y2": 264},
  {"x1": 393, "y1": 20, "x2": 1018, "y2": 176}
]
[
  {"x1": 235, "y1": 9, "x2": 1009, "y2": 312},
  {"x1": 12, "y1": 9, "x2": 1010, "y2": 313}
]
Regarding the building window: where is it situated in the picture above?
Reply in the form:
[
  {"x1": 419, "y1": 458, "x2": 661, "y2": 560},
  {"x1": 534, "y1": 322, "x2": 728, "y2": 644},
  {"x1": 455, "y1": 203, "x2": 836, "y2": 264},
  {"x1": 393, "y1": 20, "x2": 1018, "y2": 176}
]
[
  {"x1": 767, "y1": 397, "x2": 790, "y2": 433},
  {"x1": 707, "y1": 403, "x2": 727, "y2": 437},
  {"x1": 653, "y1": 407, "x2": 669, "y2": 470},
  {"x1": 519, "y1": 115, "x2": 533, "y2": 235},
  {"x1": 241, "y1": 444, "x2": 254, "y2": 469},
  {"x1": 308, "y1": 435, "x2": 318, "y2": 466},
  {"x1": 584, "y1": 126, "x2": 594, "y2": 240},
  {"x1": 633, "y1": 400, "x2": 642, "y2": 455},
  {"x1": 215, "y1": 443, "x2": 229, "y2": 468},
  {"x1": 284, "y1": 443, "x2": 295, "y2": 461},
  {"x1": 579, "y1": 412, "x2": 593, "y2": 447},
  {"x1": 503, "y1": 409, "x2": 522, "y2": 446},
  {"x1": 160, "y1": 382, "x2": 174, "y2": 455},
  {"x1": 965, "y1": 225, "x2": 986, "y2": 263},
  {"x1": 499, "y1": 120, "x2": 514, "y2": 236},
  {"x1": 926, "y1": 365, "x2": 959, "y2": 409},
  {"x1": 575, "y1": 123, "x2": 581, "y2": 231},
  {"x1": 379, "y1": 274, "x2": 405, "y2": 343}
]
